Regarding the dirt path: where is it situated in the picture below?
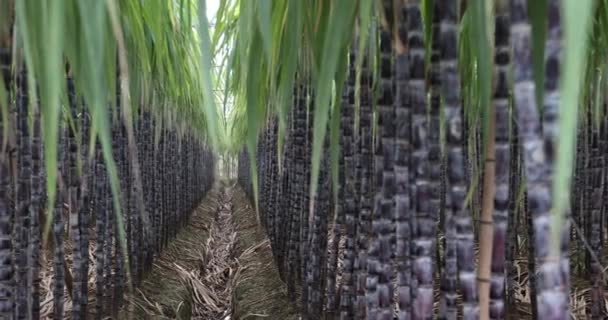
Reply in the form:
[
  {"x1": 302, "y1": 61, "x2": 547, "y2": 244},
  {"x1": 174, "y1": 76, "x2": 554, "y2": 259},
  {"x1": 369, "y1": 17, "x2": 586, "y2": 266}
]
[
  {"x1": 118, "y1": 183, "x2": 297, "y2": 319},
  {"x1": 231, "y1": 185, "x2": 298, "y2": 319},
  {"x1": 119, "y1": 184, "x2": 237, "y2": 319}
]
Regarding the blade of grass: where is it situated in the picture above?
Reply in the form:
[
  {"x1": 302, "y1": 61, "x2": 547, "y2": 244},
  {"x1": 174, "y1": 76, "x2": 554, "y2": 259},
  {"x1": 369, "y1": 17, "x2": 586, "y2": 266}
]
[
  {"x1": 198, "y1": 0, "x2": 220, "y2": 148},
  {"x1": 309, "y1": 0, "x2": 357, "y2": 211},
  {"x1": 552, "y1": 0, "x2": 594, "y2": 255}
]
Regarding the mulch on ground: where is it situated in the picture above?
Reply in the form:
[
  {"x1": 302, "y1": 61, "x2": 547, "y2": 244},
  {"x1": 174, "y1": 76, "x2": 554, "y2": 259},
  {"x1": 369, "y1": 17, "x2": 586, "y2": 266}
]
[
  {"x1": 118, "y1": 187, "x2": 221, "y2": 319},
  {"x1": 231, "y1": 184, "x2": 299, "y2": 320}
]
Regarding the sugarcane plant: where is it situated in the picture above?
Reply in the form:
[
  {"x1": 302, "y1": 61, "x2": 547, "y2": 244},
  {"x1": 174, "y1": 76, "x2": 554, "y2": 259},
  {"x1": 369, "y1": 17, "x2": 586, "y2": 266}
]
[
  {"x1": 229, "y1": 0, "x2": 601, "y2": 319},
  {"x1": 0, "y1": 0, "x2": 219, "y2": 319},
  {"x1": 4, "y1": 0, "x2": 608, "y2": 319}
]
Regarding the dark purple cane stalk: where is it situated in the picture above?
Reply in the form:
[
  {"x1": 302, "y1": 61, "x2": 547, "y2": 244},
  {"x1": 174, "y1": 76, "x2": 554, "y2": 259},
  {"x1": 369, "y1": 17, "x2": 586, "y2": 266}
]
[
  {"x1": 438, "y1": 0, "x2": 464, "y2": 318},
  {"x1": 511, "y1": 0, "x2": 569, "y2": 318},
  {"x1": 489, "y1": 1, "x2": 511, "y2": 318}
]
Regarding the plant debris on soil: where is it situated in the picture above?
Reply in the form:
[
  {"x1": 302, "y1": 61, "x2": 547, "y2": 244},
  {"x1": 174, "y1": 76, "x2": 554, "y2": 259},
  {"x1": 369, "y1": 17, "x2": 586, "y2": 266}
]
[
  {"x1": 230, "y1": 184, "x2": 299, "y2": 320},
  {"x1": 172, "y1": 185, "x2": 239, "y2": 319},
  {"x1": 113, "y1": 182, "x2": 297, "y2": 319},
  {"x1": 118, "y1": 186, "x2": 224, "y2": 319}
]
